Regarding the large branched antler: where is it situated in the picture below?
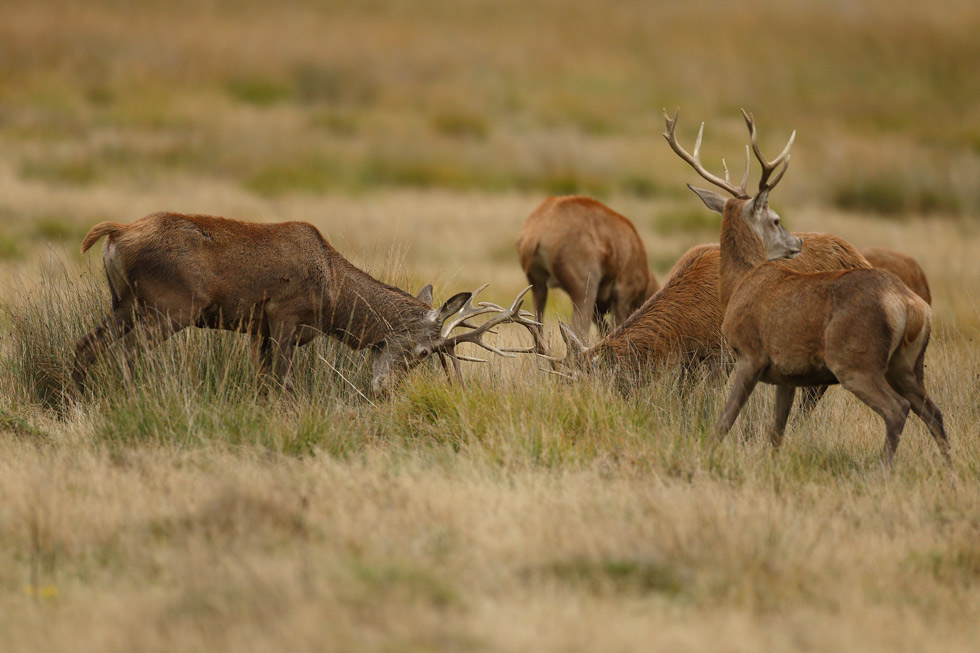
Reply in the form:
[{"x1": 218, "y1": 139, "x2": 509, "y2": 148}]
[
  {"x1": 663, "y1": 108, "x2": 750, "y2": 199},
  {"x1": 663, "y1": 108, "x2": 797, "y2": 197},
  {"x1": 741, "y1": 109, "x2": 795, "y2": 192},
  {"x1": 437, "y1": 285, "x2": 542, "y2": 363}
]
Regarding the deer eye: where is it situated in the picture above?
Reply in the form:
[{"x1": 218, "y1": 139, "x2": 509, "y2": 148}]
[
  {"x1": 773, "y1": 218, "x2": 780, "y2": 226},
  {"x1": 416, "y1": 346, "x2": 431, "y2": 359}
]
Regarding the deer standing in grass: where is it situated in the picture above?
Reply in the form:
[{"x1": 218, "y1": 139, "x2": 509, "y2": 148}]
[
  {"x1": 72, "y1": 212, "x2": 538, "y2": 396},
  {"x1": 663, "y1": 109, "x2": 950, "y2": 466},
  {"x1": 516, "y1": 196, "x2": 659, "y2": 342}
]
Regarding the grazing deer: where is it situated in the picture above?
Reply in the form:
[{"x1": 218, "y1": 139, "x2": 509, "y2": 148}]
[
  {"x1": 559, "y1": 237, "x2": 872, "y2": 379},
  {"x1": 516, "y1": 196, "x2": 659, "y2": 342},
  {"x1": 72, "y1": 212, "x2": 538, "y2": 396},
  {"x1": 663, "y1": 109, "x2": 950, "y2": 466}
]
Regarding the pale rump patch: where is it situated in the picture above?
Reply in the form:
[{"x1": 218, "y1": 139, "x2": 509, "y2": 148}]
[
  {"x1": 881, "y1": 290, "x2": 908, "y2": 359},
  {"x1": 102, "y1": 239, "x2": 129, "y2": 299}
]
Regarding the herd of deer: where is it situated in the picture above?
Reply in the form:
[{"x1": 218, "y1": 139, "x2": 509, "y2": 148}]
[{"x1": 70, "y1": 110, "x2": 950, "y2": 466}]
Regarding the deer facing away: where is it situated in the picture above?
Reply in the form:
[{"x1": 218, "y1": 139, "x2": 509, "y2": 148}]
[
  {"x1": 663, "y1": 109, "x2": 949, "y2": 466},
  {"x1": 516, "y1": 196, "x2": 659, "y2": 341},
  {"x1": 72, "y1": 212, "x2": 538, "y2": 396}
]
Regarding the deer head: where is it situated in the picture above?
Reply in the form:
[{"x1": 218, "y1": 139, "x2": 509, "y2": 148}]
[
  {"x1": 663, "y1": 108, "x2": 802, "y2": 262},
  {"x1": 370, "y1": 285, "x2": 540, "y2": 395}
]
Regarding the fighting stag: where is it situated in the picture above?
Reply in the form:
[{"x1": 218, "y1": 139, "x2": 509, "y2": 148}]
[{"x1": 72, "y1": 212, "x2": 538, "y2": 396}]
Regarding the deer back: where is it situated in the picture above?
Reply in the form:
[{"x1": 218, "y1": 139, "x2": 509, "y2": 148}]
[{"x1": 517, "y1": 196, "x2": 657, "y2": 305}]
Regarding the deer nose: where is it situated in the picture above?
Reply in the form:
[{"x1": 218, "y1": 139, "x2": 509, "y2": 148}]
[{"x1": 792, "y1": 236, "x2": 803, "y2": 253}]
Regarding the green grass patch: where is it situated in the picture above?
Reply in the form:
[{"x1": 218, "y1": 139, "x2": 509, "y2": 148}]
[
  {"x1": 833, "y1": 177, "x2": 962, "y2": 216},
  {"x1": 20, "y1": 157, "x2": 100, "y2": 187},
  {"x1": 532, "y1": 557, "x2": 686, "y2": 597},
  {"x1": 243, "y1": 157, "x2": 339, "y2": 196},
  {"x1": 431, "y1": 110, "x2": 489, "y2": 140},
  {"x1": 225, "y1": 76, "x2": 293, "y2": 107}
]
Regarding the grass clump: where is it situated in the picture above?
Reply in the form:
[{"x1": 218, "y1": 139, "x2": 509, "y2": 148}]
[
  {"x1": 225, "y1": 76, "x2": 293, "y2": 107},
  {"x1": 833, "y1": 177, "x2": 962, "y2": 216},
  {"x1": 20, "y1": 157, "x2": 100, "y2": 187}
]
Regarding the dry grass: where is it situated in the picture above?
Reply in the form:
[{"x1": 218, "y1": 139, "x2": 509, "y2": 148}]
[{"x1": 2, "y1": 1, "x2": 980, "y2": 651}]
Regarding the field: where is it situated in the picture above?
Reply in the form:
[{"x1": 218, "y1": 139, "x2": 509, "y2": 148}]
[{"x1": 2, "y1": 1, "x2": 980, "y2": 651}]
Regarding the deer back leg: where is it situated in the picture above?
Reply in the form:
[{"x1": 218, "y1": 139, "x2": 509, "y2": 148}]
[
  {"x1": 886, "y1": 348, "x2": 951, "y2": 466},
  {"x1": 796, "y1": 385, "x2": 829, "y2": 417},
  {"x1": 834, "y1": 368, "x2": 910, "y2": 467},
  {"x1": 71, "y1": 305, "x2": 137, "y2": 390}
]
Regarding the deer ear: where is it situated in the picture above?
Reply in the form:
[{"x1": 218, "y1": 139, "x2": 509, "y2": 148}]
[
  {"x1": 688, "y1": 185, "x2": 727, "y2": 215},
  {"x1": 437, "y1": 292, "x2": 471, "y2": 322},
  {"x1": 416, "y1": 284, "x2": 434, "y2": 306},
  {"x1": 748, "y1": 188, "x2": 771, "y2": 214}
]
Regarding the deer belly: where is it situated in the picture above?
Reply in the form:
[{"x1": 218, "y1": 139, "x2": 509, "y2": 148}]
[{"x1": 763, "y1": 365, "x2": 838, "y2": 387}]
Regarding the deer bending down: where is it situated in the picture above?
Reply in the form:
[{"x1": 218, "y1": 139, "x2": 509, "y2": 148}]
[
  {"x1": 560, "y1": 237, "x2": 874, "y2": 378},
  {"x1": 72, "y1": 212, "x2": 538, "y2": 396},
  {"x1": 516, "y1": 196, "x2": 659, "y2": 342},
  {"x1": 663, "y1": 109, "x2": 949, "y2": 466}
]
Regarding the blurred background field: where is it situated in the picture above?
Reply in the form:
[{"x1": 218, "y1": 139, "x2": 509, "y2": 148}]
[{"x1": 2, "y1": 1, "x2": 980, "y2": 651}]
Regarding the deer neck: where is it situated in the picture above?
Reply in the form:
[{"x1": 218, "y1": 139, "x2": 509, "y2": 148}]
[
  {"x1": 319, "y1": 251, "x2": 429, "y2": 350},
  {"x1": 718, "y1": 198, "x2": 765, "y2": 314}
]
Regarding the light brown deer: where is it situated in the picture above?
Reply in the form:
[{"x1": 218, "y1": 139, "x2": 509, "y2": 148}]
[
  {"x1": 663, "y1": 109, "x2": 949, "y2": 466},
  {"x1": 516, "y1": 196, "x2": 659, "y2": 341},
  {"x1": 72, "y1": 212, "x2": 538, "y2": 396},
  {"x1": 860, "y1": 246, "x2": 931, "y2": 304},
  {"x1": 559, "y1": 239, "x2": 872, "y2": 378}
]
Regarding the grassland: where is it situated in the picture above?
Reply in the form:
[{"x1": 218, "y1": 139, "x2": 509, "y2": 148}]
[{"x1": 2, "y1": 1, "x2": 980, "y2": 651}]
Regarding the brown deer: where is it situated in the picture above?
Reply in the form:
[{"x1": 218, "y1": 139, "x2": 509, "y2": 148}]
[
  {"x1": 72, "y1": 212, "x2": 538, "y2": 396},
  {"x1": 559, "y1": 239, "x2": 872, "y2": 378},
  {"x1": 860, "y1": 246, "x2": 931, "y2": 304},
  {"x1": 663, "y1": 109, "x2": 950, "y2": 466},
  {"x1": 516, "y1": 196, "x2": 659, "y2": 342}
]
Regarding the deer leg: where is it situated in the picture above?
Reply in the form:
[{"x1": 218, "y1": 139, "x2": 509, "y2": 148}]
[
  {"x1": 250, "y1": 334, "x2": 274, "y2": 374},
  {"x1": 769, "y1": 385, "x2": 796, "y2": 448},
  {"x1": 119, "y1": 307, "x2": 187, "y2": 377},
  {"x1": 797, "y1": 385, "x2": 828, "y2": 417},
  {"x1": 592, "y1": 302, "x2": 611, "y2": 336},
  {"x1": 569, "y1": 280, "x2": 599, "y2": 342},
  {"x1": 71, "y1": 306, "x2": 136, "y2": 390},
  {"x1": 835, "y1": 371, "x2": 910, "y2": 468},
  {"x1": 715, "y1": 359, "x2": 763, "y2": 442},
  {"x1": 887, "y1": 357, "x2": 951, "y2": 466}
]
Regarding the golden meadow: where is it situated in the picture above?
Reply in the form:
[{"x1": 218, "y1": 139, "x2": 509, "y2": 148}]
[{"x1": 1, "y1": 1, "x2": 979, "y2": 650}]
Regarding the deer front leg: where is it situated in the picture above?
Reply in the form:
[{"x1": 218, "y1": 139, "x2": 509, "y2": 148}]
[
  {"x1": 715, "y1": 359, "x2": 763, "y2": 442},
  {"x1": 769, "y1": 385, "x2": 796, "y2": 448},
  {"x1": 71, "y1": 308, "x2": 135, "y2": 391}
]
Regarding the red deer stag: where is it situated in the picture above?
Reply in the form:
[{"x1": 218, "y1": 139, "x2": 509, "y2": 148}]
[
  {"x1": 559, "y1": 233, "x2": 873, "y2": 377},
  {"x1": 663, "y1": 109, "x2": 949, "y2": 466},
  {"x1": 516, "y1": 196, "x2": 659, "y2": 343},
  {"x1": 72, "y1": 212, "x2": 538, "y2": 396}
]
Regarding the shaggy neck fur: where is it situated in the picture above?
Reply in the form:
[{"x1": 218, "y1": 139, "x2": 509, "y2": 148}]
[
  {"x1": 318, "y1": 244, "x2": 430, "y2": 350},
  {"x1": 719, "y1": 198, "x2": 765, "y2": 315}
]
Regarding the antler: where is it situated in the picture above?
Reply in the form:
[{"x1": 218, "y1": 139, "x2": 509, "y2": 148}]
[
  {"x1": 741, "y1": 109, "x2": 795, "y2": 192},
  {"x1": 438, "y1": 285, "x2": 541, "y2": 362},
  {"x1": 663, "y1": 108, "x2": 750, "y2": 199}
]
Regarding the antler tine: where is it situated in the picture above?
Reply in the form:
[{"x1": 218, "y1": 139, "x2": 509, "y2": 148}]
[
  {"x1": 741, "y1": 108, "x2": 796, "y2": 192},
  {"x1": 663, "y1": 107, "x2": 749, "y2": 199},
  {"x1": 440, "y1": 283, "x2": 497, "y2": 337},
  {"x1": 441, "y1": 285, "x2": 542, "y2": 359}
]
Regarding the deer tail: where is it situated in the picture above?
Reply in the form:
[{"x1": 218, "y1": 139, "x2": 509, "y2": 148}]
[{"x1": 80, "y1": 222, "x2": 125, "y2": 254}]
